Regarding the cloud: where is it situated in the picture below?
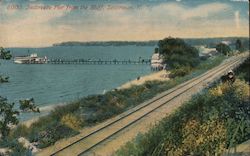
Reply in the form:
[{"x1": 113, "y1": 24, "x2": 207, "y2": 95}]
[
  {"x1": 0, "y1": 5, "x2": 70, "y2": 47},
  {"x1": 180, "y1": 3, "x2": 230, "y2": 19},
  {"x1": 230, "y1": 0, "x2": 249, "y2": 2},
  {"x1": 84, "y1": 2, "x2": 231, "y2": 27},
  {"x1": 11, "y1": 10, "x2": 68, "y2": 25},
  {"x1": 234, "y1": 11, "x2": 240, "y2": 29},
  {"x1": 0, "y1": 2, "x2": 249, "y2": 47},
  {"x1": 69, "y1": 2, "x2": 247, "y2": 42},
  {"x1": 78, "y1": 2, "x2": 232, "y2": 33}
]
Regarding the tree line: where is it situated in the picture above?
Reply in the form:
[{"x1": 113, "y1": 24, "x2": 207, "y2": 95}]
[{"x1": 156, "y1": 37, "x2": 246, "y2": 77}]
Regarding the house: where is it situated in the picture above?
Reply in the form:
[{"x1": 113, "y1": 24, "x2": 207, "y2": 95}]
[
  {"x1": 196, "y1": 46, "x2": 218, "y2": 59},
  {"x1": 151, "y1": 53, "x2": 164, "y2": 71}
]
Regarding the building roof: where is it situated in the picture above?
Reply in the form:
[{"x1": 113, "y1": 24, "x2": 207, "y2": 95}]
[{"x1": 151, "y1": 53, "x2": 161, "y2": 60}]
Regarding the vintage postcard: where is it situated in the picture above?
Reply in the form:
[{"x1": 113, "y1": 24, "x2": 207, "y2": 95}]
[{"x1": 0, "y1": 0, "x2": 249, "y2": 155}]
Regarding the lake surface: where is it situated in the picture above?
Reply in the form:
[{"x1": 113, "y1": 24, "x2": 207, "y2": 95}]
[{"x1": 0, "y1": 46, "x2": 154, "y2": 120}]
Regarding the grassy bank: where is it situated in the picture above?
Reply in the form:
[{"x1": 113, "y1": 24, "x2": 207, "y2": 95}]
[
  {"x1": 1, "y1": 55, "x2": 226, "y2": 154},
  {"x1": 235, "y1": 57, "x2": 250, "y2": 83},
  {"x1": 115, "y1": 60, "x2": 250, "y2": 155}
]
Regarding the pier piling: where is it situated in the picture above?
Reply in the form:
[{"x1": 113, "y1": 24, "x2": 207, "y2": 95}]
[{"x1": 47, "y1": 58, "x2": 151, "y2": 65}]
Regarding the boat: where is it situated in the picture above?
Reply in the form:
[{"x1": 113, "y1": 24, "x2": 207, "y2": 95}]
[{"x1": 14, "y1": 53, "x2": 48, "y2": 64}]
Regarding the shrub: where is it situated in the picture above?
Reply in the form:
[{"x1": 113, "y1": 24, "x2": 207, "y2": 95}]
[
  {"x1": 235, "y1": 57, "x2": 250, "y2": 83},
  {"x1": 172, "y1": 119, "x2": 227, "y2": 155},
  {"x1": 37, "y1": 123, "x2": 78, "y2": 148},
  {"x1": 169, "y1": 66, "x2": 192, "y2": 78},
  {"x1": 0, "y1": 138, "x2": 31, "y2": 156},
  {"x1": 10, "y1": 124, "x2": 29, "y2": 139},
  {"x1": 50, "y1": 101, "x2": 80, "y2": 120},
  {"x1": 115, "y1": 79, "x2": 250, "y2": 155},
  {"x1": 61, "y1": 113, "x2": 83, "y2": 131}
]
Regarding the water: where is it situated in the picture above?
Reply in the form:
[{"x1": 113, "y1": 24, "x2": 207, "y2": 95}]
[{"x1": 0, "y1": 46, "x2": 154, "y2": 120}]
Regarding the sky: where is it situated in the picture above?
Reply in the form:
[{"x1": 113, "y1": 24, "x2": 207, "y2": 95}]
[{"x1": 0, "y1": 0, "x2": 249, "y2": 47}]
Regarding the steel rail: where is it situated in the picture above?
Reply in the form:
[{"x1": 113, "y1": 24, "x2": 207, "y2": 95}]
[
  {"x1": 50, "y1": 54, "x2": 246, "y2": 156},
  {"x1": 77, "y1": 57, "x2": 244, "y2": 156}
]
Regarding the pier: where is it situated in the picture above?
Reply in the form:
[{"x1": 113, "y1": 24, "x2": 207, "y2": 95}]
[{"x1": 47, "y1": 58, "x2": 151, "y2": 65}]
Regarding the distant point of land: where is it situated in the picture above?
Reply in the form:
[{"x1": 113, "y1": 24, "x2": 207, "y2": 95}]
[{"x1": 53, "y1": 37, "x2": 249, "y2": 47}]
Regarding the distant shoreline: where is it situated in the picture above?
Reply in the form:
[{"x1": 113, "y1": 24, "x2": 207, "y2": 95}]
[
  {"x1": 52, "y1": 41, "x2": 158, "y2": 47},
  {"x1": 3, "y1": 36, "x2": 249, "y2": 48},
  {"x1": 53, "y1": 37, "x2": 249, "y2": 47}
]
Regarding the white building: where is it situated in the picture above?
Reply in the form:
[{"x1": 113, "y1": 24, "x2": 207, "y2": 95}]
[
  {"x1": 221, "y1": 41, "x2": 231, "y2": 45},
  {"x1": 151, "y1": 53, "x2": 164, "y2": 70},
  {"x1": 196, "y1": 46, "x2": 218, "y2": 58}
]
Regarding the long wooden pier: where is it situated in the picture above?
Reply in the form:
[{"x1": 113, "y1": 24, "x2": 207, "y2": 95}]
[{"x1": 47, "y1": 59, "x2": 151, "y2": 65}]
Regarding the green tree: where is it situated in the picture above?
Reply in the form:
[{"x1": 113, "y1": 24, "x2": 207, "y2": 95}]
[
  {"x1": 0, "y1": 47, "x2": 12, "y2": 83},
  {"x1": 19, "y1": 98, "x2": 40, "y2": 113},
  {"x1": 158, "y1": 37, "x2": 200, "y2": 69},
  {"x1": 216, "y1": 43, "x2": 231, "y2": 55},
  {"x1": 235, "y1": 39, "x2": 243, "y2": 52},
  {"x1": 154, "y1": 47, "x2": 159, "y2": 53},
  {"x1": 0, "y1": 97, "x2": 40, "y2": 139},
  {"x1": 0, "y1": 96, "x2": 19, "y2": 138},
  {"x1": 0, "y1": 47, "x2": 12, "y2": 60}
]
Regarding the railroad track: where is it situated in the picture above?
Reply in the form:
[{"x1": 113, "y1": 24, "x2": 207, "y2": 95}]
[{"x1": 48, "y1": 53, "x2": 247, "y2": 156}]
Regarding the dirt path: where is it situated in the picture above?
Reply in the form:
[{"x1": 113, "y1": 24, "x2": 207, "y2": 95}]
[{"x1": 118, "y1": 70, "x2": 169, "y2": 89}]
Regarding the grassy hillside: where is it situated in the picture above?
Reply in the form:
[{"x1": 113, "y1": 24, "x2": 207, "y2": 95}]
[
  {"x1": 115, "y1": 59, "x2": 250, "y2": 156},
  {"x1": 235, "y1": 57, "x2": 250, "y2": 83}
]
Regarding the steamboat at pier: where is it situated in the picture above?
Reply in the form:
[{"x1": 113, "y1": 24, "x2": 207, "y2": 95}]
[{"x1": 14, "y1": 53, "x2": 48, "y2": 64}]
